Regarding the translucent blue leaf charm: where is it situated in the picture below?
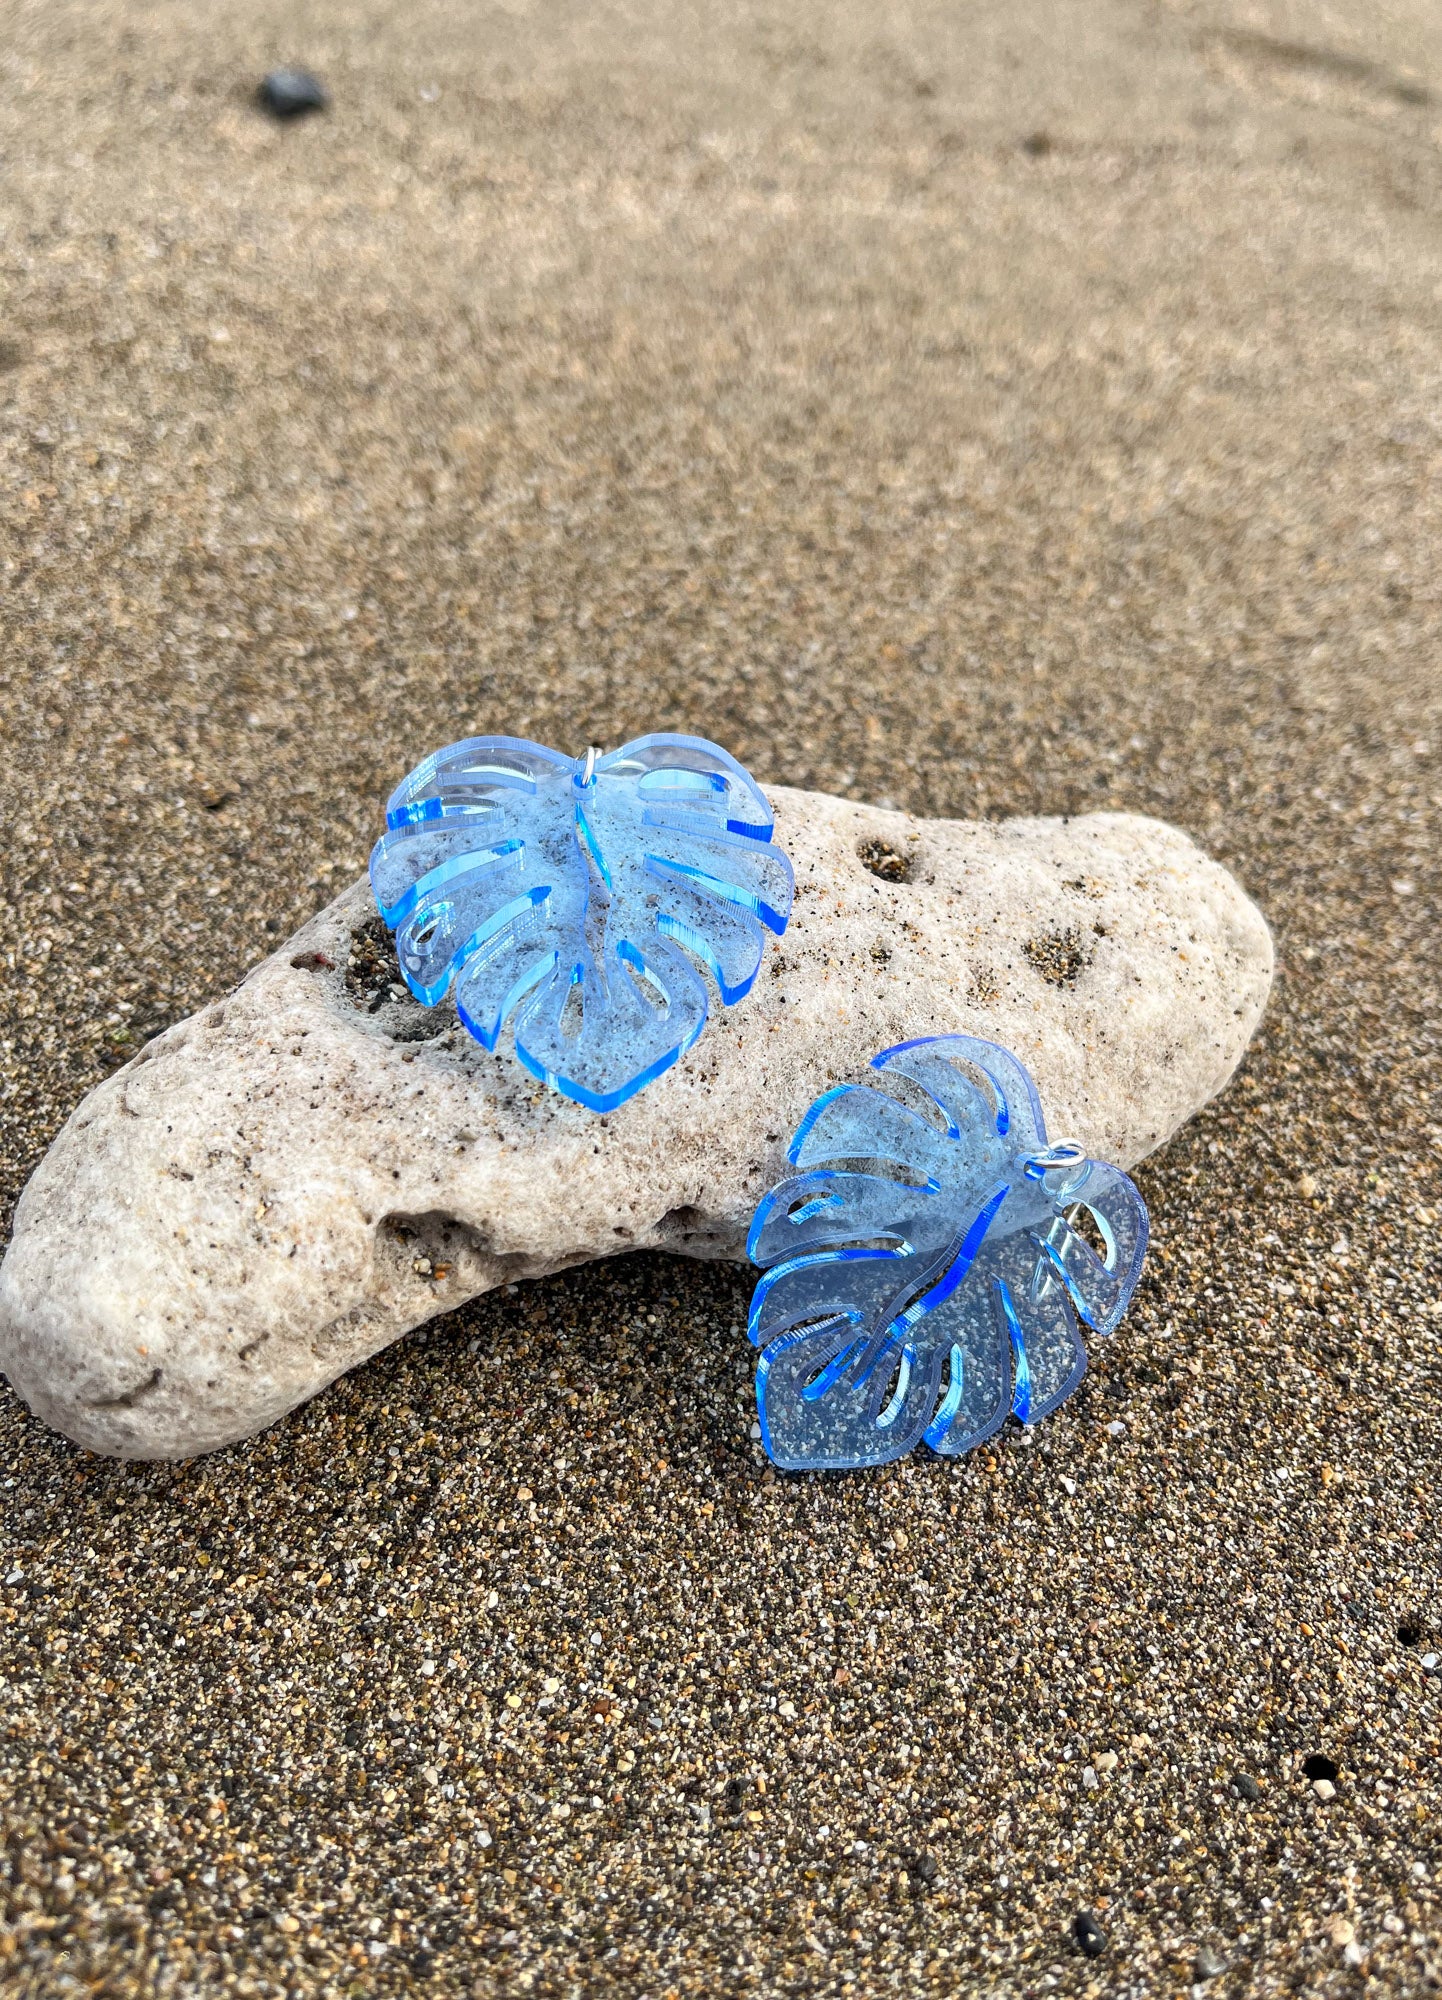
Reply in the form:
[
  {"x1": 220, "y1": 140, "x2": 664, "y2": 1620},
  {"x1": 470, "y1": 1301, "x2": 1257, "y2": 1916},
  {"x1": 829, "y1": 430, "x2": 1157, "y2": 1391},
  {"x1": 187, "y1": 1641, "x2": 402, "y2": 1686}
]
[
  {"x1": 746, "y1": 1035, "x2": 1149, "y2": 1470},
  {"x1": 370, "y1": 733, "x2": 793, "y2": 1112}
]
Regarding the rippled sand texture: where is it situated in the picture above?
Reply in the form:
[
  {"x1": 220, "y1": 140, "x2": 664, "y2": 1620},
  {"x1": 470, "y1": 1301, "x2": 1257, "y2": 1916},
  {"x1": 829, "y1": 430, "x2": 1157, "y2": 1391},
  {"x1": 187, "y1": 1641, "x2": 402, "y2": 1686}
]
[{"x1": 0, "y1": 1, "x2": 1439, "y2": 1994}]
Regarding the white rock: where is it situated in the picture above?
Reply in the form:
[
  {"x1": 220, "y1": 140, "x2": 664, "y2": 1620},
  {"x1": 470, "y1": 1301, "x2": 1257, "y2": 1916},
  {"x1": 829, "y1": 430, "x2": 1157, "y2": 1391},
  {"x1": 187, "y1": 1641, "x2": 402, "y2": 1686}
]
[{"x1": 0, "y1": 791, "x2": 1272, "y2": 1460}]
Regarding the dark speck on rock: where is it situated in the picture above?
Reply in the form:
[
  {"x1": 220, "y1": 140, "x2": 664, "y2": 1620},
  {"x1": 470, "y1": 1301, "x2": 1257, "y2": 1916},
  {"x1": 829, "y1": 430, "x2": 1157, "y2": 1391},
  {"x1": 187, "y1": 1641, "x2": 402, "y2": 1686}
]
[
  {"x1": 1074, "y1": 1910, "x2": 1106, "y2": 1956},
  {"x1": 257, "y1": 68, "x2": 329, "y2": 119}
]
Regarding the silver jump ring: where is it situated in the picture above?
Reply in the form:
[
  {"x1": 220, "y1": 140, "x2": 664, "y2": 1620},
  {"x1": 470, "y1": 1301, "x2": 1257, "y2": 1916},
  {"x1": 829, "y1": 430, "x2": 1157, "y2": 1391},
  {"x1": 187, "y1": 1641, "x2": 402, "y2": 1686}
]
[{"x1": 1022, "y1": 1141, "x2": 1088, "y2": 1182}]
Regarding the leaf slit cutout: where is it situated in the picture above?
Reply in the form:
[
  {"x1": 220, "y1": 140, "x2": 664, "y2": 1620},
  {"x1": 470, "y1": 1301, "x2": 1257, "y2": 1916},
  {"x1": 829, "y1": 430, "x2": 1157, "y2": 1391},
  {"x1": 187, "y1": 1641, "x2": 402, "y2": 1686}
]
[
  {"x1": 995, "y1": 1277, "x2": 1033, "y2": 1424},
  {"x1": 923, "y1": 1344, "x2": 966, "y2": 1448},
  {"x1": 802, "y1": 1336, "x2": 866, "y2": 1403},
  {"x1": 874, "y1": 1345, "x2": 917, "y2": 1429}
]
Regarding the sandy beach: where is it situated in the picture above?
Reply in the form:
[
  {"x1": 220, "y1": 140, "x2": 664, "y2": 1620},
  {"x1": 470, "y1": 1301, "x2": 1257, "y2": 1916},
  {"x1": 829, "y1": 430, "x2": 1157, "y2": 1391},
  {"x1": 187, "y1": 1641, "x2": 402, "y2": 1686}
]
[{"x1": 1, "y1": 0, "x2": 1440, "y2": 1992}]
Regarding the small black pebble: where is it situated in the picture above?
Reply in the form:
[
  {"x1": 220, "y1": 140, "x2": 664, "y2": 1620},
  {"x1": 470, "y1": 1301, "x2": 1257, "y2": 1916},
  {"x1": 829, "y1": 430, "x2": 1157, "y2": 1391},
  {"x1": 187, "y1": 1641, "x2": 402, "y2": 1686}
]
[
  {"x1": 1233, "y1": 1772, "x2": 1262, "y2": 1802},
  {"x1": 1073, "y1": 1910, "x2": 1106, "y2": 1957},
  {"x1": 1303, "y1": 1753, "x2": 1339, "y2": 1782},
  {"x1": 257, "y1": 68, "x2": 329, "y2": 119}
]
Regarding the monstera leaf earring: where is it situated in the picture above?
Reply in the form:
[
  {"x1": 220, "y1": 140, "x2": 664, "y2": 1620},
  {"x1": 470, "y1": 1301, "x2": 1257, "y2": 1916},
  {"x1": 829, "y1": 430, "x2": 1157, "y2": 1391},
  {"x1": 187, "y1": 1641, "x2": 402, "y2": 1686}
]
[
  {"x1": 371, "y1": 733, "x2": 793, "y2": 1111},
  {"x1": 746, "y1": 1034, "x2": 1149, "y2": 1470}
]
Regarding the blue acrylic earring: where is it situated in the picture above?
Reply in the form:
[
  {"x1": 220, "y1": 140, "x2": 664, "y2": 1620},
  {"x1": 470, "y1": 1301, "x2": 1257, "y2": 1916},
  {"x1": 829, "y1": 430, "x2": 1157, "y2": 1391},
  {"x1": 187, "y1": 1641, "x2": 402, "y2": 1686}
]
[
  {"x1": 746, "y1": 1034, "x2": 1149, "y2": 1469},
  {"x1": 370, "y1": 733, "x2": 793, "y2": 1112}
]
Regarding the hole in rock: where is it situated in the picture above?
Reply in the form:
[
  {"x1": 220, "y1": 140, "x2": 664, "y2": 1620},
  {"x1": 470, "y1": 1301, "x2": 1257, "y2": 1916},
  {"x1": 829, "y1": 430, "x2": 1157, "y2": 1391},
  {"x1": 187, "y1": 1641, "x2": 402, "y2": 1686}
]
[
  {"x1": 650, "y1": 1205, "x2": 742, "y2": 1256},
  {"x1": 1302, "y1": 1753, "x2": 1339, "y2": 1782},
  {"x1": 87, "y1": 1367, "x2": 164, "y2": 1411},
  {"x1": 344, "y1": 915, "x2": 452, "y2": 1040},
  {"x1": 654, "y1": 1204, "x2": 706, "y2": 1238},
  {"x1": 347, "y1": 916, "x2": 404, "y2": 1010},
  {"x1": 1397, "y1": 1619, "x2": 1424, "y2": 1648},
  {"x1": 1023, "y1": 924, "x2": 1092, "y2": 988},
  {"x1": 375, "y1": 1212, "x2": 532, "y2": 1294},
  {"x1": 858, "y1": 838, "x2": 911, "y2": 883}
]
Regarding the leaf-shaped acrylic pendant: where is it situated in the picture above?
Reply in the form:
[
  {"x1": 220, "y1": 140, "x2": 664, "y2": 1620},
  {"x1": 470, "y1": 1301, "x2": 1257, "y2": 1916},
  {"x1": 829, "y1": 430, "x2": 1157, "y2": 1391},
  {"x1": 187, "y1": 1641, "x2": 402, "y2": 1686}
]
[
  {"x1": 746, "y1": 1034, "x2": 1149, "y2": 1469},
  {"x1": 370, "y1": 733, "x2": 794, "y2": 1112}
]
